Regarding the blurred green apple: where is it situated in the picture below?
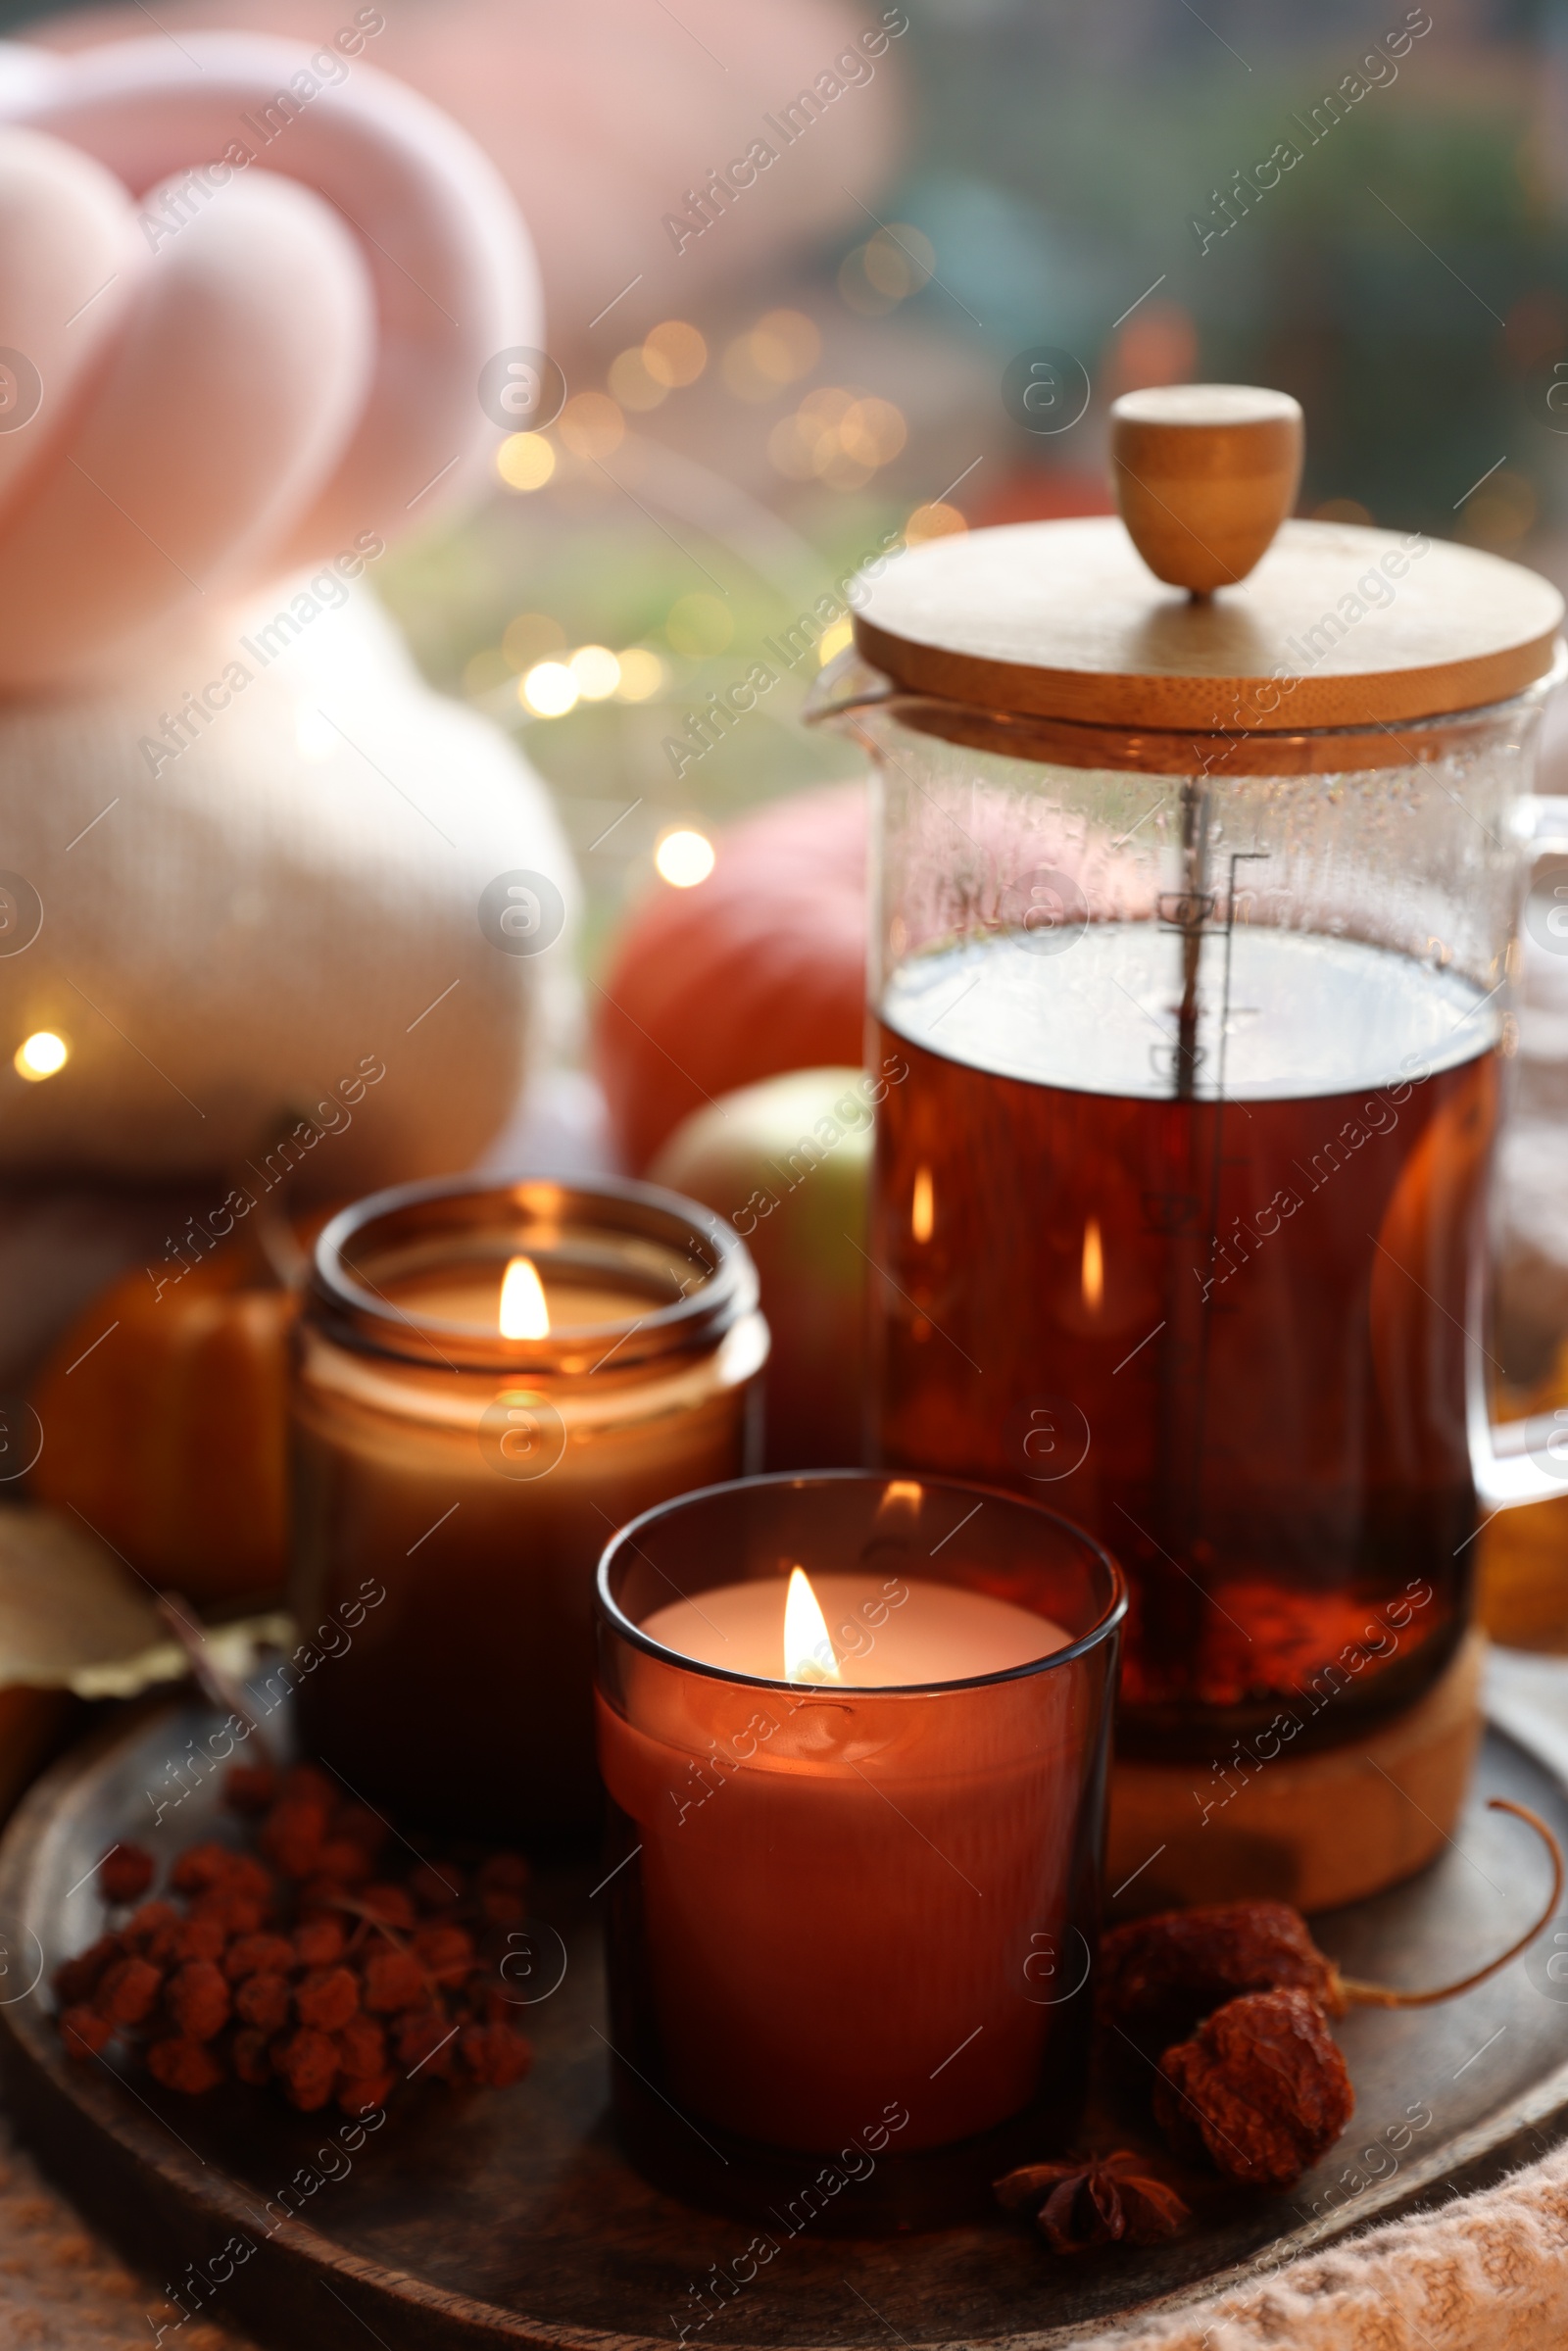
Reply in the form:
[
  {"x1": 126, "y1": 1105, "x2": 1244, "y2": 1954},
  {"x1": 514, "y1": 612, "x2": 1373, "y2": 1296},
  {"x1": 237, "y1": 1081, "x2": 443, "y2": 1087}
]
[{"x1": 649, "y1": 1065, "x2": 880, "y2": 1469}]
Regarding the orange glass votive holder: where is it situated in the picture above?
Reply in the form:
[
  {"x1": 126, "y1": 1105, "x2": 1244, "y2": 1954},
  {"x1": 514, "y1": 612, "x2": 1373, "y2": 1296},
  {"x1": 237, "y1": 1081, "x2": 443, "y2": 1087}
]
[{"x1": 594, "y1": 1470, "x2": 1126, "y2": 2228}]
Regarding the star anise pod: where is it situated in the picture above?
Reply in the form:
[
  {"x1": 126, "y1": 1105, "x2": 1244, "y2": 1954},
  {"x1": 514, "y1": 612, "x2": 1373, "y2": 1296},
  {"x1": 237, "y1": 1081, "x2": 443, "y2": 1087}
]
[{"x1": 995, "y1": 2150, "x2": 1190, "y2": 2254}]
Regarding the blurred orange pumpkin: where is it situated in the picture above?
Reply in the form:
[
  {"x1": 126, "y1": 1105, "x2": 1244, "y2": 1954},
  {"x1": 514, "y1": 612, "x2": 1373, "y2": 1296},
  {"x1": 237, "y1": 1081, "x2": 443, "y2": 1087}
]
[
  {"x1": 27, "y1": 1219, "x2": 305, "y2": 1605},
  {"x1": 594, "y1": 781, "x2": 866, "y2": 1170}
]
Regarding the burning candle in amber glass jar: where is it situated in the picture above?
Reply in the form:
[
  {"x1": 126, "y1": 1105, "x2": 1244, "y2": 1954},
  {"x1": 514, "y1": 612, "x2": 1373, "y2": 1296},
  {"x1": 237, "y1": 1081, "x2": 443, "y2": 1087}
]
[
  {"x1": 289, "y1": 1176, "x2": 767, "y2": 1839},
  {"x1": 595, "y1": 1471, "x2": 1125, "y2": 2229}
]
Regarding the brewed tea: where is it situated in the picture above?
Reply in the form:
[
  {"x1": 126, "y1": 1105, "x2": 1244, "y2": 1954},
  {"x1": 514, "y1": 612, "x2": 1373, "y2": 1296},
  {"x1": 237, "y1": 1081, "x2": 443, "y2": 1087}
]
[{"x1": 872, "y1": 921, "x2": 1498, "y2": 1756}]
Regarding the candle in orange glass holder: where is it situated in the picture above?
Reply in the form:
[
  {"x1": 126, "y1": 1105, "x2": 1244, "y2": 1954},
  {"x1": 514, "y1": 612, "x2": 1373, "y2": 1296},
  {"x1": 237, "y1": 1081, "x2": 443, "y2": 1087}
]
[
  {"x1": 289, "y1": 1177, "x2": 767, "y2": 1840},
  {"x1": 594, "y1": 1471, "x2": 1125, "y2": 2229}
]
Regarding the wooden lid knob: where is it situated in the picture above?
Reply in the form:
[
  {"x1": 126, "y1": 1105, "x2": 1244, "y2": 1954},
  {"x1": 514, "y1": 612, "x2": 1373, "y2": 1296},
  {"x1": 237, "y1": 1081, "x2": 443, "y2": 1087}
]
[{"x1": 1109, "y1": 384, "x2": 1304, "y2": 596}]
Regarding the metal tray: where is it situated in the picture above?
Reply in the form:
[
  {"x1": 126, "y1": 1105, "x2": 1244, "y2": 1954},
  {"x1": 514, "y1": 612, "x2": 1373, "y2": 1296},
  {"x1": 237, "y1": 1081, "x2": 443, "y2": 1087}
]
[{"x1": 1, "y1": 1666, "x2": 1566, "y2": 2351}]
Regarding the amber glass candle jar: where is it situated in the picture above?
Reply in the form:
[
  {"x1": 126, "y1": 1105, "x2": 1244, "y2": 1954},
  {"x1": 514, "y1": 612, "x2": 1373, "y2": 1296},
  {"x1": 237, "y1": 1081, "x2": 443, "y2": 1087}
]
[
  {"x1": 289, "y1": 1176, "x2": 766, "y2": 1838},
  {"x1": 596, "y1": 1470, "x2": 1125, "y2": 2228}
]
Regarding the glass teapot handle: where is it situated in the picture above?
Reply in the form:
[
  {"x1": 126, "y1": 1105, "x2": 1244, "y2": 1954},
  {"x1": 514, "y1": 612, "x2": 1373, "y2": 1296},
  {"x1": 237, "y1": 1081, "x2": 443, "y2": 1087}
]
[{"x1": 1472, "y1": 797, "x2": 1568, "y2": 1510}]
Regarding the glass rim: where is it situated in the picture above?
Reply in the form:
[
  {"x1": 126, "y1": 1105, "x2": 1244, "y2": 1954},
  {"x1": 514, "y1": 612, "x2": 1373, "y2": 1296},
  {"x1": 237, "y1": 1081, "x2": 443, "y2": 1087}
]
[
  {"x1": 310, "y1": 1173, "x2": 758, "y2": 1374},
  {"x1": 596, "y1": 1468, "x2": 1128, "y2": 1696}
]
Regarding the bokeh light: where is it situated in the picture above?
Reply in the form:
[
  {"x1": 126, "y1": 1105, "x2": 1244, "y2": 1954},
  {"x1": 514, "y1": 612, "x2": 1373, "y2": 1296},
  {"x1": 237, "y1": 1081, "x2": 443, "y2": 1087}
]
[
  {"x1": 768, "y1": 389, "x2": 907, "y2": 489},
  {"x1": 613, "y1": 648, "x2": 665, "y2": 701},
  {"x1": 839, "y1": 226, "x2": 935, "y2": 316},
  {"x1": 556, "y1": 394, "x2": 625, "y2": 460},
  {"x1": 656, "y1": 828, "x2": 716, "y2": 887},
  {"x1": 520, "y1": 661, "x2": 579, "y2": 717},
  {"x1": 569, "y1": 645, "x2": 621, "y2": 700},
  {"x1": 643, "y1": 320, "x2": 708, "y2": 388},
  {"x1": 1460, "y1": 468, "x2": 1538, "y2": 550},
  {"x1": 722, "y1": 310, "x2": 822, "y2": 400},
  {"x1": 15, "y1": 1031, "x2": 67, "y2": 1080},
  {"x1": 496, "y1": 432, "x2": 556, "y2": 491},
  {"x1": 905, "y1": 501, "x2": 968, "y2": 546},
  {"x1": 665, "y1": 593, "x2": 734, "y2": 657},
  {"x1": 608, "y1": 348, "x2": 666, "y2": 412}
]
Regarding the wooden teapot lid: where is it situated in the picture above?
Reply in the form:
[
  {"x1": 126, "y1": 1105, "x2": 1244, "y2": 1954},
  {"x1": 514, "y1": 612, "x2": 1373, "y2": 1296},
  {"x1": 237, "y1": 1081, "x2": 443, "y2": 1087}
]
[{"x1": 854, "y1": 384, "x2": 1563, "y2": 733}]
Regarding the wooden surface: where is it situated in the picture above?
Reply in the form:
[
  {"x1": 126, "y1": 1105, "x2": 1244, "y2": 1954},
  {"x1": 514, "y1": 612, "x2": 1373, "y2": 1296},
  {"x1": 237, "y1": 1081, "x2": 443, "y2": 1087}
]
[
  {"x1": 2, "y1": 1683, "x2": 1568, "y2": 2349},
  {"x1": 1108, "y1": 385, "x2": 1303, "y2": 594},
  {"x1": 1106, "y1": 1633, "x2": 1487, "y2": 1914},
  {"x1": 853, "y1": 516, "x2": 1564, "y2": 731}
]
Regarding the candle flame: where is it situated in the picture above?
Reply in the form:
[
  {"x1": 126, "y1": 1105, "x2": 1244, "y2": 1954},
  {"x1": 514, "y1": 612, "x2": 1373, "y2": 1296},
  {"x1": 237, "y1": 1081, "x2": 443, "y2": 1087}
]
[
  {"x1": 911, "y1": 1165, "x2": 934, "y2": 1244},
  {"x1": 1081, "y1": 1217, "x2": 1103, "y2": 1314},
  {"x1": 499, "y1": 1254, "x2": 550, "y2": 1340},
  {"x1": 783, "y1": 1565, "x2": 842, "y2": 1684}
]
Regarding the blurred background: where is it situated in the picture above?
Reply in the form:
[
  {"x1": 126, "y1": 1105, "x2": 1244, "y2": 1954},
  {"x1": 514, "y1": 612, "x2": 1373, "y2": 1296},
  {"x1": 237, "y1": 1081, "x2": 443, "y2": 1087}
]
[
  {"x1": 12, "y1": 0, "x2": 1568, "y2": 1465},
  {"x1": 21, "y1": 0, "x2": 1568, "y2": 959}
]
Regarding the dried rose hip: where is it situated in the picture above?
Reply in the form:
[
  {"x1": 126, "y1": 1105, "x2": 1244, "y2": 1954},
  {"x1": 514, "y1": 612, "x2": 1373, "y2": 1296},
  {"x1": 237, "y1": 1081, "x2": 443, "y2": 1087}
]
[
  {"x1": 95, "y1": 1955, "x2": 163, "y2": 2028},
  {"x1": 166, "y1": 1961, "x2": 230, "y2": 2042},
  {"x1": 1153, "y1": 1988, "x2": 1354, "y2": 2189},
  {"x1": 317, "y1": 1837, "x2": 373, "y2": 1886},
  {"x1": 362, "y1": 1948, "x2": 424, "y2": 2015},
  {"x1": 996, "y1": 2151, "x2": 1190, "y2": 2254},
  {"x1": 358, "y1": 1884, "x2": 416, "y2": 1932},
  {"x1": 231, "y1": 2027, "x2": 272, "y2": 2086},
  {"x1": 272, "y1": 2025, "x2": 338, "y2": 2111},
  {"x1": 224, "y1": 1934, "x2": 296, "y2": 1983},
  {"x1": 339, "y1": 2069, "x2": 394, "y2": 2116},
  {"x1": 281, "y1": 1762, "x2": 338, "y2": 1808},
  {"x1": 395, "y1": 2006, "x2": 457, "y2": 2078},
  {"x1": 409, "y1": 1860, "x2": 462, "y2": 1910},
  {"x1": 122, "y1": 1901, "x2": 180, "y2": 1962},
  {"x1": 475, "y1": 1854, "x2": 528, "y2": 1898},
  {"x1": 457, "y1": 2023, "x2": 531, "y2": 2088},
  {"x1": 97, "y1": 1844, "x2": 155, "y2": 1905},
  {"x1": 191, "y1": 1888, "x2": 267, "y2": 1938},
  {"x1": 53, "y1": 1764, "x2": 557, "y2": 2127},
  {"x1": 261, "y1": 1798, "x2": 329, "y2": 1879},
  {"x1": 235, "y1": 1972, "x2": 292, "y2": 2035},
  {"x1": 54, "y1": 1935, "x2": 122, "y2": 2006},
  {"x1": 330, "y1": 1803, "x2": 387, "y2": 1856},
  {"x1": 60, "y1": 2004, "x2": 115, "y2": 2059},
  {"x1": 293, "y1": 1916, "x2": 347, "y2": 1969},
  {"x1": 295, "y1": 1966, "x2": 360, "y2": 2033},
  {"x1": 1099, "y1": 1901, "x2": 1345, "y2": 2049},
  {"x1": 147, "y1": 2036, "x2": 225, "y2": 2095},
  {"x1": 413, "y1": 1925, "x2": 474, "y2": 1988},
  {"x1": 170, "y1": 1841, "x2": 241, "y2": 1895},
  {"x1": 171, "y1": 1915, "x2": 228, "y2": 1965},
  {"x1": 335, "y1": 2016, "x2": 387, "y2": 2079}
]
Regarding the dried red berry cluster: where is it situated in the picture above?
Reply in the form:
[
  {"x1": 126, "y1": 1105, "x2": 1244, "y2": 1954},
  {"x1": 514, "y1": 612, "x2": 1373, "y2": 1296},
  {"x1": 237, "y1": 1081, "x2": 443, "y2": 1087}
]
[
  {"x1": 1099, "y1": 1903, "x2": 1353, "y2": 2190},
  {"x1": 53, "y1": 1760, "x2": 533, "y2": 2114}
]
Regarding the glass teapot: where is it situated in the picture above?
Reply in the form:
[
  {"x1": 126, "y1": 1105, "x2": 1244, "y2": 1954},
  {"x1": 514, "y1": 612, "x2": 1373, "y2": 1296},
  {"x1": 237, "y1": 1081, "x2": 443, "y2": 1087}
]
[{"x1": 807, "y1": 385, "x2": 1566, "y2": 1760}]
